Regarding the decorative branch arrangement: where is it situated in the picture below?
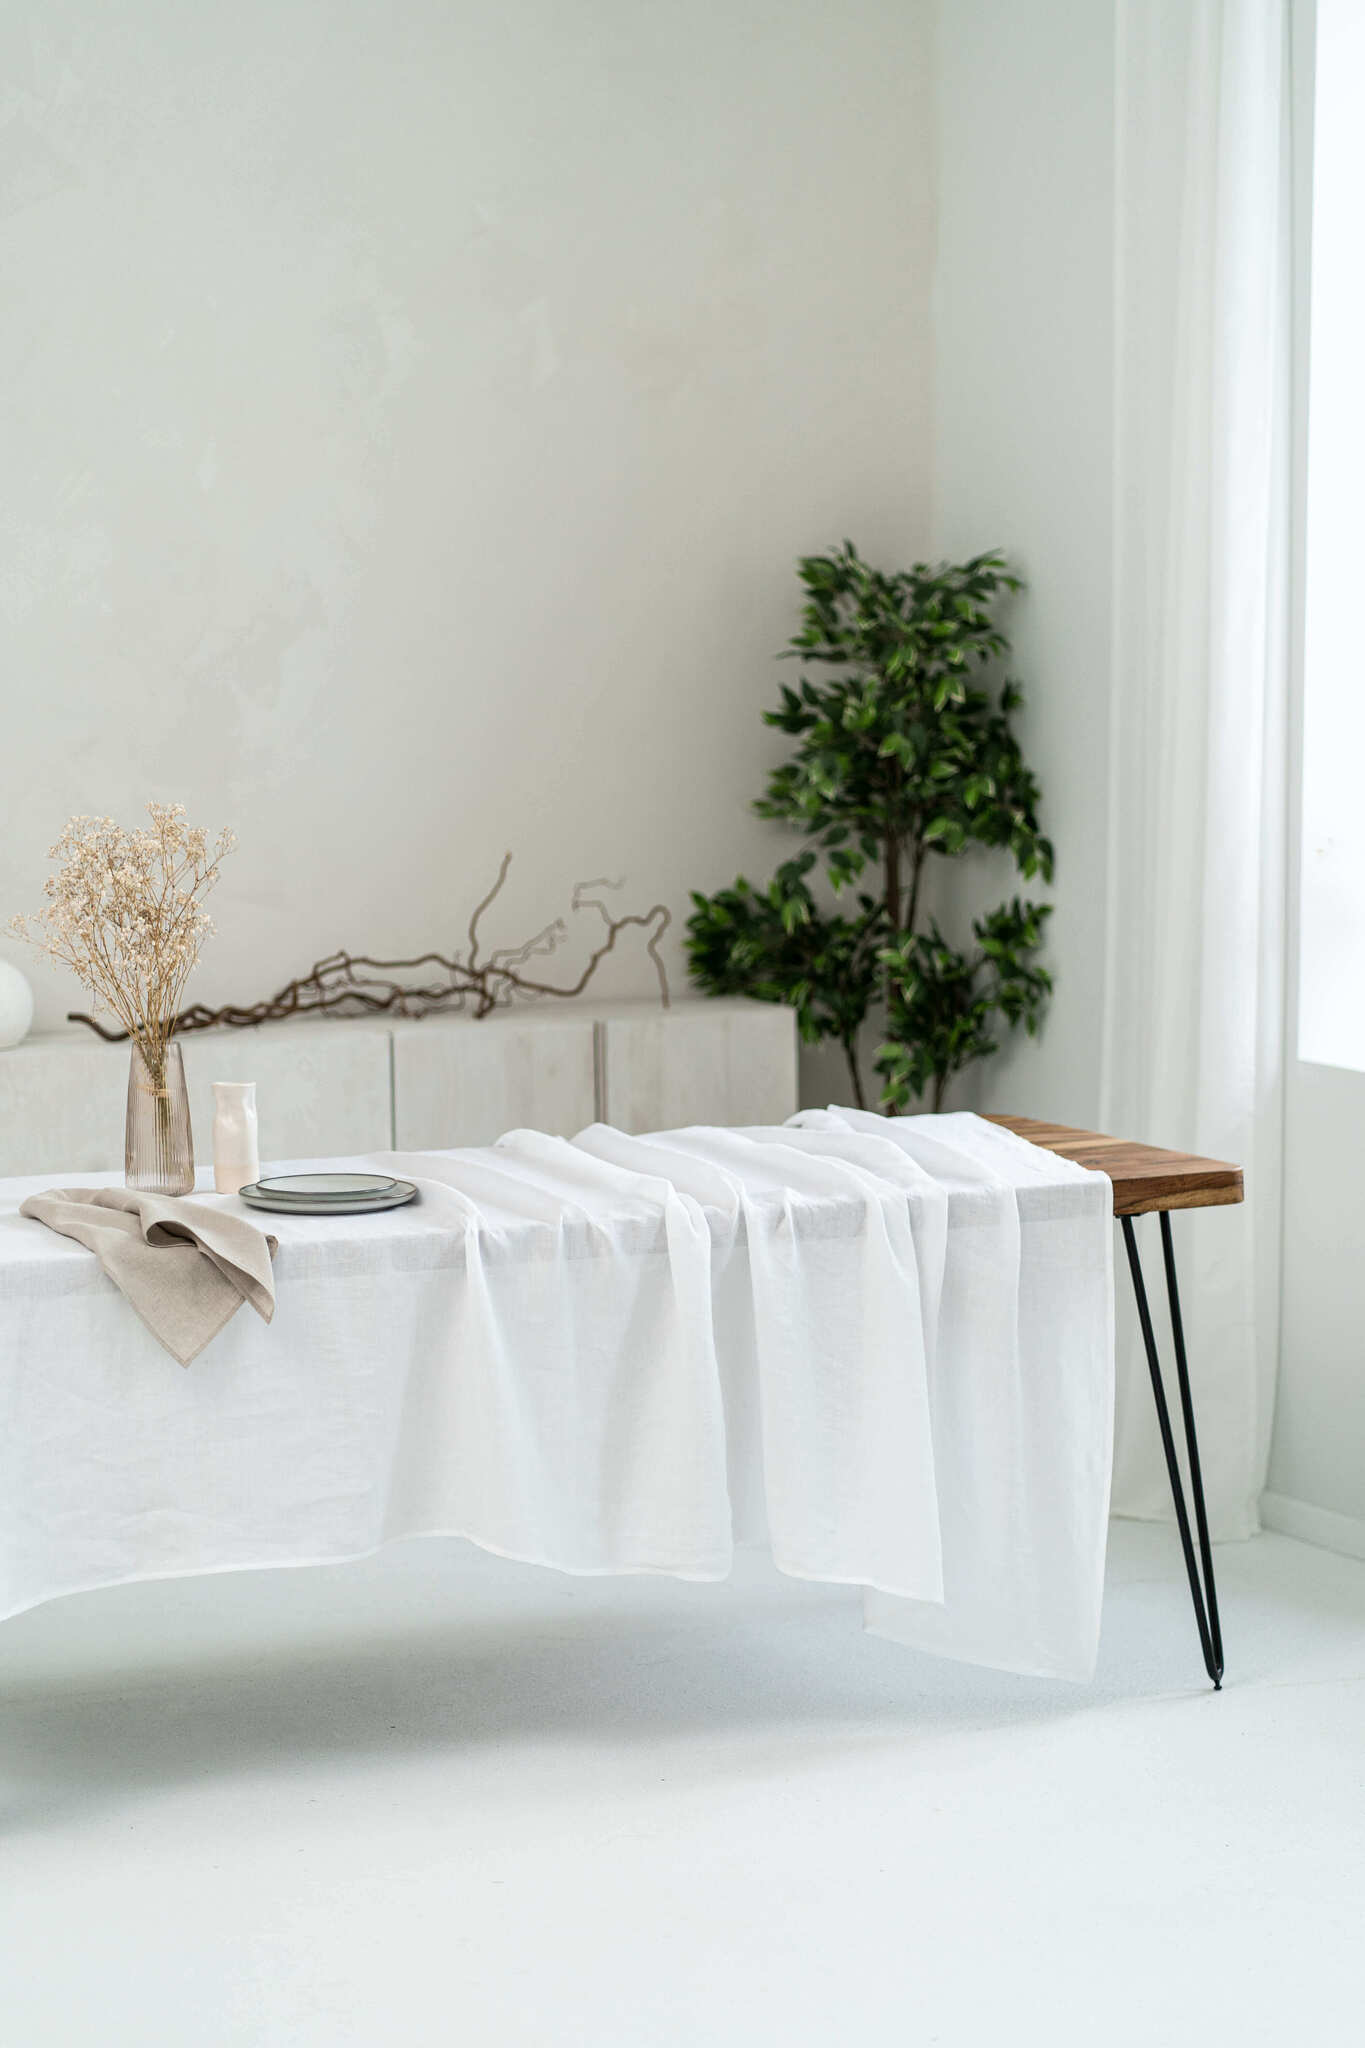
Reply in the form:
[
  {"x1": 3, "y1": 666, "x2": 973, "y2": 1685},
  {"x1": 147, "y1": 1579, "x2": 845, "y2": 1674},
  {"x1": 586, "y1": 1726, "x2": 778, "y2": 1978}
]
[{"x1": 63, "y1": 852, "x2": 672, "y2": 1042}]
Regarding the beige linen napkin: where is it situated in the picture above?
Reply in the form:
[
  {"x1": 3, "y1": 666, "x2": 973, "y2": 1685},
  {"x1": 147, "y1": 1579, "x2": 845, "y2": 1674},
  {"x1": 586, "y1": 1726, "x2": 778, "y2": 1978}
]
[{"x1": 19, "y1": 1186, "x2": 278, "y2": 1367}]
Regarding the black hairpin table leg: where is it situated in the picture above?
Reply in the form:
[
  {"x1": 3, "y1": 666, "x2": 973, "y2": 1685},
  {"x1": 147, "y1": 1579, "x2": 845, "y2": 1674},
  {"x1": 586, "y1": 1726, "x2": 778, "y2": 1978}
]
[{"x1": 1120, "y1": 1211, "x2": 1225, "y2": 1689}]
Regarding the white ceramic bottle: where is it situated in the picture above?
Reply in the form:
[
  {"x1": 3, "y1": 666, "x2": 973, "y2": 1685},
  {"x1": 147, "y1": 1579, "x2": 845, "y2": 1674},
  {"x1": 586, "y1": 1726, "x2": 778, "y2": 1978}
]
[{"x1": 212, "y1": 1081, "x2": 260, "y2": 1195}]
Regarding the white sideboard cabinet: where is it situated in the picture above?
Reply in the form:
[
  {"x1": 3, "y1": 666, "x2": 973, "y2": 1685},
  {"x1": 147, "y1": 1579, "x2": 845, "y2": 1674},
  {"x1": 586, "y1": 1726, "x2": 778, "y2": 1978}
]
[{"x1": 0, "y1": 999, "x2": 798, "y2": 1176}]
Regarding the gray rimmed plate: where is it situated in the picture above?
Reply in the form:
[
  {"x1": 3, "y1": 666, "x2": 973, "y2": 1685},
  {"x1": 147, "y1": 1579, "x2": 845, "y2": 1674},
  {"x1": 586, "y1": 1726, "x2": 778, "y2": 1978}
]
[{"x1": 238, "y1": 1172, "x2": 418, "y2": 1215}]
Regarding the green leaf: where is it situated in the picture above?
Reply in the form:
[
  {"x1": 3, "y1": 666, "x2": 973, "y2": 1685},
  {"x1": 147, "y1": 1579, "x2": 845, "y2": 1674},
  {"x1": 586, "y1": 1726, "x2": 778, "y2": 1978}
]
[{"x1": 689, "y1": 539, "x2": 1049, "y2": 1107}]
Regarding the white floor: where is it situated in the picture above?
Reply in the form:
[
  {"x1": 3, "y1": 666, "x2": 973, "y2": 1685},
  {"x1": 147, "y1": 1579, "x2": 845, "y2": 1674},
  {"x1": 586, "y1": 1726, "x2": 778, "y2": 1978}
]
[{"x1": 1, "y1": 1523, "x2": 1362, "y2": 2047}]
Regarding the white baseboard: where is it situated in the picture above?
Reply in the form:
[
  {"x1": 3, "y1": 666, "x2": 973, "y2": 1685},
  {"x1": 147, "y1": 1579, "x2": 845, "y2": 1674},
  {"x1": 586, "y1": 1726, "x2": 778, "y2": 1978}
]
[{"x1": 1259, "y1": 1490, "x2": 1365, "y2": 1562}]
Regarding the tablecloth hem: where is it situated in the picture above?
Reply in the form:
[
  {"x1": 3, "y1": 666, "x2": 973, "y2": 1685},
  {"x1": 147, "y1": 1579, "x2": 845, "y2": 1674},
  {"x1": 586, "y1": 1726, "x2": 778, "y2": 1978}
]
[
  {"x1": 0, "y1": 1524, "x2": 746, "y2": 1627},
  {"x1": 768, "y1": 1551, "x2": 946, "y2": 1606},
  {"x1": 862, "y1": 1611, "x2": 1101, "y2": 1686},
  {"x1": 0, "y1": 1526, "x2": 968, "y2": 1629}
]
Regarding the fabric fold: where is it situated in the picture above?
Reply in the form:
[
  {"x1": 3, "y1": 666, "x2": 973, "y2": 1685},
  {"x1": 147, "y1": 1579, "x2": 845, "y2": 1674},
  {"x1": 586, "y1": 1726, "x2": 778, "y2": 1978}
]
[
  {"x1": 374, "y1": 1137, "x2": 734, "y2": 1580},
  {"x1": 18, "y1": 1186, "x2": 277, "y2": 1368},
  {"x1": 573, "y1": 1124, "x2": 944, "y2": 1604},
  {"x1": 793, "y1": 1110, "x2": 1114, "y2": 1679}
]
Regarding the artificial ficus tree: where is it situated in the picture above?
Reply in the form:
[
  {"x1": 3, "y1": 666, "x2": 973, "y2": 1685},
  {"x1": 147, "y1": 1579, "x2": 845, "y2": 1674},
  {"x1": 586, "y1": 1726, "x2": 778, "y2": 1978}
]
[{"x1": 686, "y1": 543, "x2": 1054, "y2": 1111}]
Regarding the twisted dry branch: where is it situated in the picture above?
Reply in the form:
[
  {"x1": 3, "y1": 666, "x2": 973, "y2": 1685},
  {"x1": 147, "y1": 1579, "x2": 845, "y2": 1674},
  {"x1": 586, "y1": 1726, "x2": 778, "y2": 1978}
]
[{"x1": 67, "y1": 853, "x2": 671, "y2": 1042}]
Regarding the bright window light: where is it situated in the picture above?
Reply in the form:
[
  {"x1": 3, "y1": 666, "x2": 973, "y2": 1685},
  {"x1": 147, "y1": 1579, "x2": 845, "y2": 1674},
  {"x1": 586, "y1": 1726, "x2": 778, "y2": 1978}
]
[{"x1": 1298, "y1": 0, "x2": 1365, "y2": 1070}]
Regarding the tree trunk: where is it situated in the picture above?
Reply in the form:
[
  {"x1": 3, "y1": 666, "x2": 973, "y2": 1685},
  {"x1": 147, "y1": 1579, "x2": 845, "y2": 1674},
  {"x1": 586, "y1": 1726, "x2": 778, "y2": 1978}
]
[
  {"x1": 883, "y1": 832, "x2": 902, "y2": 931},
  {"x1": 883, "y1": 832, "x2": 902, "y2": 1018},
  {"x1": 905, "y1": 839, "x2": 926, "y2": 937},
  {"x1": 843, "y1": 1036, "x2": 867, "y2": 1111}
]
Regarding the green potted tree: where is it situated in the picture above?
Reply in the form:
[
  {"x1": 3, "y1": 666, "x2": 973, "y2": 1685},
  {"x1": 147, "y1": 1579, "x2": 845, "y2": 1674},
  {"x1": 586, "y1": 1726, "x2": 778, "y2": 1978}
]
[{"x1": 687, "y1": 543, "x2": 1053, "y2": 1112}]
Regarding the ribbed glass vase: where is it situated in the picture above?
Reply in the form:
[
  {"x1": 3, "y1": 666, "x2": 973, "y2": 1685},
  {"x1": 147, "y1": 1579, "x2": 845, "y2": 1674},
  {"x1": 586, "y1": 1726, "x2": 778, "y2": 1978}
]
[{"x1": 125, "y1": 1040, "x2": 195, "y2": 1195}]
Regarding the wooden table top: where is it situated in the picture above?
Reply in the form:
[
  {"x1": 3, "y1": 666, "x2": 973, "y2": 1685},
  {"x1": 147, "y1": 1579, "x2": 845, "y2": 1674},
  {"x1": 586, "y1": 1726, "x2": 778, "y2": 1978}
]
[{"x1": 988, "y1": 1116, "x2": 1244, "y2": 1217}]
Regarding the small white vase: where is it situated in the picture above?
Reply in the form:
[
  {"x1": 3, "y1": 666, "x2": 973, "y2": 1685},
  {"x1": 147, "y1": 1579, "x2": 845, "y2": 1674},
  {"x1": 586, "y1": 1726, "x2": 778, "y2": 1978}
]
[
  {"x1": 212, "y1": 1081, "x2": 260, "y2": 1195},
  {"x1": 0, "y1": 960, "x2": 34, "y2": 1049}
]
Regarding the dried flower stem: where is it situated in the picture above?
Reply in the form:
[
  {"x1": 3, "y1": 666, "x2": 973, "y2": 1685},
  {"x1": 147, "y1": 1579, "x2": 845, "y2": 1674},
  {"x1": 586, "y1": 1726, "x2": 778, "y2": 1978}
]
[{"x1": 9, "y1": 803, "x2": 234, "y2": 1079}]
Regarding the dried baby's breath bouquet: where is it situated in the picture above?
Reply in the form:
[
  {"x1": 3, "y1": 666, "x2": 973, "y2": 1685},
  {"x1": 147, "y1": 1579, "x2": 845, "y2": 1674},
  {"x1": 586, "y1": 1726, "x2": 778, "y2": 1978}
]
[{"x1": 10, "y1": 802, "x2": 235, "y2": 1085}]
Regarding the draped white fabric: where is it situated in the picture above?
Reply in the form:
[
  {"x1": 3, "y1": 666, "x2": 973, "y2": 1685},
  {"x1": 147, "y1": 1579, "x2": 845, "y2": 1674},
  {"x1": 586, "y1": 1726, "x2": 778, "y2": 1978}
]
[
  {"x1": 572, "y1": 1121, "x2": 948, "y2": 1601},
  {"x1": 1105, "y1": 0, "x2": 1291, "y2": 1537},
  {"x1": 0, "y1": 1112, "x2": 1113, "y2": 1678},
  {"x1": 793, "y1": 1112, "x2": 1115, "y2": 1679}
]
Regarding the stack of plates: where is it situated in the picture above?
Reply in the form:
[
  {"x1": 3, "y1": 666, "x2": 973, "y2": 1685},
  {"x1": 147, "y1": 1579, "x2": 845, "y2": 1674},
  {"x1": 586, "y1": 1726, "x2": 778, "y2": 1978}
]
[{"x1": 237, "y1": 1172, "x2": 418, "y2": 1216}]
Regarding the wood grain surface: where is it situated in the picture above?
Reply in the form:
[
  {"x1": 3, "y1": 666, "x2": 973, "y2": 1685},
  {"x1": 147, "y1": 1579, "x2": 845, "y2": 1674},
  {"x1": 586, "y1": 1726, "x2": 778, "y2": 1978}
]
[{"x1": 988, "y1": 1115, "x2": 1244, "y2": 1216}]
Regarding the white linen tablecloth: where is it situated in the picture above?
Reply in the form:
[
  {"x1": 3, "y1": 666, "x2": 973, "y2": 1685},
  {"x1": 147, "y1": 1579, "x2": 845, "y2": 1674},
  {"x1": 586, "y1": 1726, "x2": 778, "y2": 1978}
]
[{"x1": 0, "y1": 1111, "x2": 1114, "y2": 1679}]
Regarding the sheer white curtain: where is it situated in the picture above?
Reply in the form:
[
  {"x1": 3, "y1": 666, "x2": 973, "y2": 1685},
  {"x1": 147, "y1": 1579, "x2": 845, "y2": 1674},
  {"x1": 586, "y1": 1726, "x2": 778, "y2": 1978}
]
[{"x1": 1103, "y1": 0, "x2": 1291, "y2": 1537}]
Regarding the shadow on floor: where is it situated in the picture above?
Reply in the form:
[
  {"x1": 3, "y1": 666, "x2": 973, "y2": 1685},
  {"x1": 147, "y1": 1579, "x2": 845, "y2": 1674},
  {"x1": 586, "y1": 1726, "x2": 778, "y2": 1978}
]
[
  {"x1": 0, "y1": 1603, "x2": 1224, "y2": 1840},
  {"x1": 7, "y1": 1523, "x2": 1360, "y2": 1837}
]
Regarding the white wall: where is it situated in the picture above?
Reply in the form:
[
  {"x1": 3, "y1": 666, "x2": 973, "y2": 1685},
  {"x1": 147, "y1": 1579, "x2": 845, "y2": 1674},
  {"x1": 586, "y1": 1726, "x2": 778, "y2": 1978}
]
[
  {"x1": 0, "y1": 0, "x2": 933, "y2": 1042},
  {"x1": 929, "y1": 0, "x2": 1116, "y2": 1127},
  {"x1": 1268, "y1": 1063, "x2": 1365, "y2": 1546}
]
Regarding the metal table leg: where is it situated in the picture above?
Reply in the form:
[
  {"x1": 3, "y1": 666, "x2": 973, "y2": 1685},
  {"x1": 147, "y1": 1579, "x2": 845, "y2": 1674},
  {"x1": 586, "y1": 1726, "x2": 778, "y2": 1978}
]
[{"x1": 1120, "y1": 1211, "x2": 1225, "y2": 1689}]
